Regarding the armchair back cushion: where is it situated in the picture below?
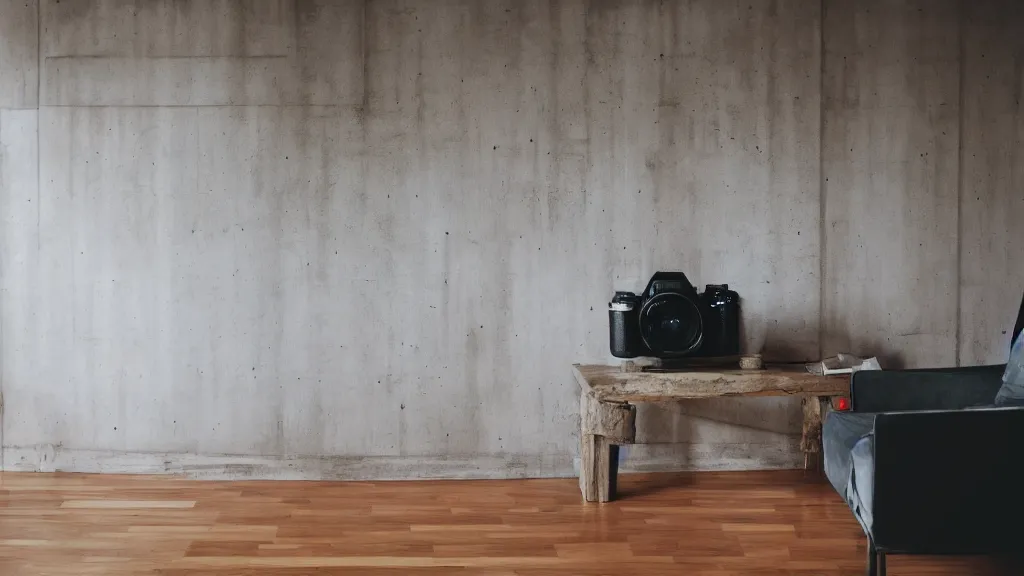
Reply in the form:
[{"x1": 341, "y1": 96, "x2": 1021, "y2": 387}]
[
  {"x1": 1015, "y1": 292, "x2": 1023, "y2": 351},
  {"x1": 993, "y1": 291, "x2": 1024, "y2": 405},
  {"x1": 995, "y1": 331, "x2": 1024, "y2": 405}
]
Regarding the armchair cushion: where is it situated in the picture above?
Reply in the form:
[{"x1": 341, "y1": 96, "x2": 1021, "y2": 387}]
[
  {"x1": 995, "y1": 333, "x2": 1024, "y2": 406},
  {"x1": 823, "y1": 411, "x2": 876, "y2": 534}
]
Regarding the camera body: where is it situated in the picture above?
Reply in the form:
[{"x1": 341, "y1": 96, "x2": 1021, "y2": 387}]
[{"x1": 609, "y1": 272, "x2": 740, "y2": 359}]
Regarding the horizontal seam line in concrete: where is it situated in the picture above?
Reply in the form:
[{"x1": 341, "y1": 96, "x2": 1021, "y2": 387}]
[
  {"x1": 44, "y1": 55, "x2": 290, "y2": 60},
  {"x1": 35, "y1": 104, "x2": 356, "y2": 109}
]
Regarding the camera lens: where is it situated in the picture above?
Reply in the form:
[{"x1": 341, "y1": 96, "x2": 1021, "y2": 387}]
[{"x1": 640, "y1": 293, "x2": 703, "y2": 356}]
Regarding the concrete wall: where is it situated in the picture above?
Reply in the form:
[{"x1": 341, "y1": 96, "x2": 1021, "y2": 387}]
[
  {"x1": 959, "y1": 0, "x2": 1024, "y2": 365},
  {"x1": 823, "y1": 0, "x2": 962, "y2": 369},
  {"x1": 0, "y1": 0, "x2": 1021, "y2": 479}
]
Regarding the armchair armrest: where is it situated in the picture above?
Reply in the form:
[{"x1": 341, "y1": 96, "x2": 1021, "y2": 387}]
[
  {"x1": 870, "y1": 407, "x2": 1024, "y2": 554},
  {"x1": 851, "y1": 365, "x2": 1004, "y2": 412}
]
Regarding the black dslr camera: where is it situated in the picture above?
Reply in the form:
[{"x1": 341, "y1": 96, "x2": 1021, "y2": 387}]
[{"x1": 608, "y1": 272, "x2": 740, "y2": 359}]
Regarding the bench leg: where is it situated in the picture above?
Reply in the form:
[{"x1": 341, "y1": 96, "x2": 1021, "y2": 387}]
[
  {"x1": 579, "y1": 393, "x2": 635, "y2": 503},
  {"x1": 580, "y1": 434, "x2": 618, "y2": 502},
  {"x1": 801, "y1": 396, "x2": 831, "y2": 471}
]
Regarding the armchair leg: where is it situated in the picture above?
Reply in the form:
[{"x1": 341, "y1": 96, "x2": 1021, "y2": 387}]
[
  {"x1": 867, "y1": 541, "x2": 877, "y2": 576},
  {"x1": 866, "y1": 539, "x2": 886, "y2": 576}
]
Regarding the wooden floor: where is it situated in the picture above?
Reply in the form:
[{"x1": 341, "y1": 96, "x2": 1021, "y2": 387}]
[{"x1": 0, "y1": 470, "x2": 1015, "y2": 575}]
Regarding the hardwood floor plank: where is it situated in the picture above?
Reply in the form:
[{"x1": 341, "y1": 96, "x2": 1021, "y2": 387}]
[{"x1": 61, "y1": 500, "x2": 197, "y2": 509}]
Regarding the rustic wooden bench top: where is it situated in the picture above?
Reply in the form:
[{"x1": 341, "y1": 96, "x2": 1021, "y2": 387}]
[{"x1": 573, "y1": 363, "x2": 850, "y2": 403}]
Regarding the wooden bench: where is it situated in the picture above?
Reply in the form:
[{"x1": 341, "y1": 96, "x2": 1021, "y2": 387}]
[{"x1": 574, "y1": 363, "x2": 850, "y2": 502}]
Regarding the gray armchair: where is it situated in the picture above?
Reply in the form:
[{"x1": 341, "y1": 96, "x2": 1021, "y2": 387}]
[{"x1": 823, "y1": 293, "x2": 1024, "y2": 576}]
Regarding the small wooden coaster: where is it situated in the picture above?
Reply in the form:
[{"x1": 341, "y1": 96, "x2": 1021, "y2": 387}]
[{"x1": 739, "y1": 354, "x2": 763, "y2": 370}]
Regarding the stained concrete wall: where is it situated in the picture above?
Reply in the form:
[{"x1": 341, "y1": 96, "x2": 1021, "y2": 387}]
[
  {"x1": 822, "y1": 0, "x2": 963, "y2": 369},
  {"x1": 823, "y1": 0, "x2": 1024, "y2": 368},
  {"x1": 0, "y1": 0, "x2": 1020, "y2": 479},
  {"x1": 959, "y1": 0, "x2": 1024, "y2": 366}
]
